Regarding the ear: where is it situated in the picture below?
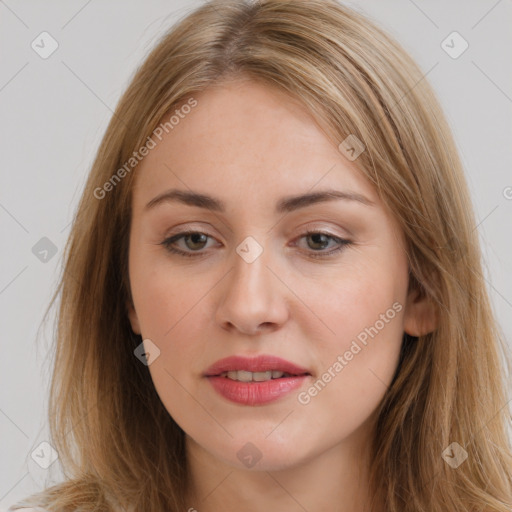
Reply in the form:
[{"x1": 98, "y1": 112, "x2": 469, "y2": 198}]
[
  {"x1": 126, "y1": 299, "x2": 141, "y2": 335},
  {"x1": 403, "y1": 283, "x2": 438, "y2": 337}
]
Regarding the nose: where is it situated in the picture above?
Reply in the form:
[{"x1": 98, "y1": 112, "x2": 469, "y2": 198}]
[{"x1": 214, "y1": 242, "x2": 289, "y2": 336}]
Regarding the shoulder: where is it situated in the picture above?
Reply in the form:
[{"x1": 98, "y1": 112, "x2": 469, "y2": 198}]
[{"x1": 7, "y1": 508, "x2": 48, "y2": 512}]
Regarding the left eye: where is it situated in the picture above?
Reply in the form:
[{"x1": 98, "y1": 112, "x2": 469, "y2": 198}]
[{"x1": 160, "y1": 230, "x2": 351, "y2": 259}]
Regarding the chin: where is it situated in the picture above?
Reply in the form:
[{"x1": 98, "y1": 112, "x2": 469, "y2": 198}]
[{"x1": 210, "y1": 435, "x2": 311, "y2": 472}]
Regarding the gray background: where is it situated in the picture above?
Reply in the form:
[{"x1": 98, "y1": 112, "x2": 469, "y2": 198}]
[{"x1": 1, "y1": 0, "x2": 511, "y2": 508}]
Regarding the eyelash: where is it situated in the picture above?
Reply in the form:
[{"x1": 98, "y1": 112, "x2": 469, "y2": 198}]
[{"x1": 159, "y1": 229, "x2": 352, "y2": 260}]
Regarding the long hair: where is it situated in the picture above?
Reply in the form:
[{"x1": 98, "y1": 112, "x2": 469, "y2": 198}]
[{"x1": 10, "y1": 1, "x2": 512, "y2": 510}]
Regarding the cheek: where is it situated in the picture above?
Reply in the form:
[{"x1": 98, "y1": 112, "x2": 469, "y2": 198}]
[
  {"x1": 294, "y1": 261, "x2": 406, "y2": 436},
  {"x1": 129, "y1": 256, "x2": 214, "y2": 377},
  {"x1": 130, "y1": 266, "x2": 213, "y2": 428},
  {"x1": 294, "y1": 255, "x2": 406, "y2": 351},
  {"x1": 132, "y1": 284, "x2": 212, "y2": 388},
  {"x1": 129, "y1": 244, "x2": 202, "y2": 338}
]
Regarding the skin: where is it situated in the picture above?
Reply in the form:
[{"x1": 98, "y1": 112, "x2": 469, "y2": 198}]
[{"x1": 127, "y1": 78, "x2": 436, "y2": 512}]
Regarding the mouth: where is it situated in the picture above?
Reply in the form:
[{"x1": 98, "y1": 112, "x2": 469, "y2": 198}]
[
  {"x1": 204, "y1": 355, "x2": 312, "y2": 406},
  {"x1": 216, "y1": 369, "x2": 309, "y2": 382},
  {"x1": 203, "y1": 354, "x2": 312, "y2": 381}
]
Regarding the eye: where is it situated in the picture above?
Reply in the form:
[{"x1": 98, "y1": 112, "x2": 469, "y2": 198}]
[
  {"x1": 160, "y1": 230, "x2": 217, "y2": 257},
  {"x1": 293, "y1": 230, "x2": 352, "y2": 259},
  {"x1": 159, "y1": 229, "x2": 352, "y2": 259}
]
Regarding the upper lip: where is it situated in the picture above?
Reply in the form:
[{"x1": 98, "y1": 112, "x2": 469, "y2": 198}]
[{"x1": 204, "y1": 355, "x2": 311, "y2": 377}]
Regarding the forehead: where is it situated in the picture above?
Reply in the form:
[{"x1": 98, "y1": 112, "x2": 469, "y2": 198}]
[{"x1": 131, "y1": 79, "x2": 378, "y2": 210}]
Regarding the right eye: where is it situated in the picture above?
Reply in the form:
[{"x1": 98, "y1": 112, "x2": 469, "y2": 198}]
[{"x1": 160, "y1": 230, "x2": 218, "y2": 257}]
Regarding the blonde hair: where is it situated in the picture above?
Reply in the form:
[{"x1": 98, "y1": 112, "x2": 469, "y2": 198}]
[{"x1": 10, "y1": 0, "x2": 512, "y2": 511}]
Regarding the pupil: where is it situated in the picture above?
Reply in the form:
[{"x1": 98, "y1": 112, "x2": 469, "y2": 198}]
[
  {"x1": 188, "y1": 233, "x2": 207, "y2": 250},
  {"x1": 309, "y1": 233, "x2": 328, "y2": 250}
]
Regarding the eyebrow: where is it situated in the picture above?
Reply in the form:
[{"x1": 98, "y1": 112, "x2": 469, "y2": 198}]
[{"x1": 144, "y1": 188, "x2": 375, "y2": 214}]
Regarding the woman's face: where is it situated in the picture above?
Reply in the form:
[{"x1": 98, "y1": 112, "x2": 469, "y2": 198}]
[{"x1": 127, "y1": 78, "x2": 430, "y2": 472}]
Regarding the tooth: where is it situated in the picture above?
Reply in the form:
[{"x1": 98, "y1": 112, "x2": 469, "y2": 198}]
[
  {"x1": 236, "y1": 370, "x2": 253, "y2": 382},
  {"x1": 222, "y1": 370, "x2": 292, "y2": 382},
  {"x1": 253, "y1": 371, "x2": 272, "y2": 382}
]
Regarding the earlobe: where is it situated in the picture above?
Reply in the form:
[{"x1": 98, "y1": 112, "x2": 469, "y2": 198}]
[
  {"x1": 403, "y1": 285, "x2": 438, "y2": 337},
  {"x1": 126, "y1": 300, "x2": 141, "y2": 335}
]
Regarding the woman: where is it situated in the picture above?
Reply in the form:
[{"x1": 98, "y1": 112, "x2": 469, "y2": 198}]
[{"x1": 10, "y1": 0, "x2": 512, "y2": 511}]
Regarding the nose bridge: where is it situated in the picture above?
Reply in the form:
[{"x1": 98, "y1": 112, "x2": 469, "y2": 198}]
[
  {"x1": 229, "y1": 233, "x2": 273, "y2": 304},
  {"x1": 215, "y1": 232, "x2": 288, "y2": 333}
]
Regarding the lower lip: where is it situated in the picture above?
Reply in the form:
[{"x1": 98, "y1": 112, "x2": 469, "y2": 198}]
[{"x1": 206, "y1": 375, "x2": 309, "y2": 405}]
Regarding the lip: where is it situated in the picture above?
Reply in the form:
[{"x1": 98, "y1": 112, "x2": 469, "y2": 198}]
[
  {"x1": 203, "y1": 355, "x2": 312, "y2": 406},
  {"x1": 203, "y1": 355, "x2": 311, "y2": 377}
]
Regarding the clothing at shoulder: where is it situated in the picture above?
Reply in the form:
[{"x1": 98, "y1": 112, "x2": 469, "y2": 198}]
[{"x1": 8, "y1": 508, "x2": 48, "y2": 512}]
